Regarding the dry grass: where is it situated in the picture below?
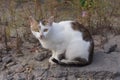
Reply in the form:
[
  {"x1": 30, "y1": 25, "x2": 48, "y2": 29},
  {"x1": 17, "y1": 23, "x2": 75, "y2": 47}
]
[{"x1": 0, "y1": 0, "x2": 120, "y2": 52}]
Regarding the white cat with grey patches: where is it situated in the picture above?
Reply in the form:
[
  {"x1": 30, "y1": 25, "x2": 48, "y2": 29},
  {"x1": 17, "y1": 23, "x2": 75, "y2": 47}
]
[{"x1": 29, "y1": 16, "x2": 94, "y2": 66}]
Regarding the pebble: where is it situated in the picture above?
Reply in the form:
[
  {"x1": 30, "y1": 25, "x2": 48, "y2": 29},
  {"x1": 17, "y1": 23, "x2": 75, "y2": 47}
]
[
  {"x1": 6, "y1": 62, "x2": 16, "y2": 67},
  {"x1": 27, "y1": 73, "x2": 35, "y2": 80},
  {"x1": 1, "y1": 63, "x2": 7, "y2": 70},
  {"x1": 0, "y1": 57, "x2": 2, "y2": 62},
  {"x1": 14, "y1": 73, "x2": 26, "y2": 80},
  {"x1": 34, "y1": 51, "x2": 49, "y2": 61},
  {"x1": 2, "y1": 55, "x2": 13, "y2": 64},
  {"x1": 67, "y1": 75, "x2": 76, "y2": 80},
  {"x1": 10, "y1": 64, "x2": 24, "y2": 73}
]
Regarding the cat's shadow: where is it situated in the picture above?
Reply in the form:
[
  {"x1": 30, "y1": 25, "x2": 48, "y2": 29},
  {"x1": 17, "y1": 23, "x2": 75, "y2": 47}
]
[{"x1": 91, "y1": 51, "x2": 115, "y2": 67}]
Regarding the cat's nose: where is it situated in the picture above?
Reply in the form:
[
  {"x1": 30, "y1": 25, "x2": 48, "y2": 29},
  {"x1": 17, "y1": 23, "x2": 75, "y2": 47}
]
[{"x1": 40, "y1": 35, "x2": 44, "y2": 39}]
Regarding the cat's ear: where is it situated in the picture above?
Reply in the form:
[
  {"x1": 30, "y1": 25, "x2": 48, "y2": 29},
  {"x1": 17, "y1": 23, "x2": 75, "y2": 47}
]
[
  {"x1": 47, "y1": 16, "x2": 54, "y2": 26},
  {"x1": 29, "y1": 16, "x2": 38, "y2": 26}
]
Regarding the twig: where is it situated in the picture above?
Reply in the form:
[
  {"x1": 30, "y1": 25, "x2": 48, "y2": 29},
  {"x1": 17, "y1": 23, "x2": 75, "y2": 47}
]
[{"x1": 4, "y1": 26, "x2": 8, "y2": 53}]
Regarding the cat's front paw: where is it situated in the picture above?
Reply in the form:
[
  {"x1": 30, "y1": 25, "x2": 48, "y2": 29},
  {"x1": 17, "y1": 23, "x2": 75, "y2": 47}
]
[{"x1": 49, "y1": 57, "x2": 56, "y2": 65}]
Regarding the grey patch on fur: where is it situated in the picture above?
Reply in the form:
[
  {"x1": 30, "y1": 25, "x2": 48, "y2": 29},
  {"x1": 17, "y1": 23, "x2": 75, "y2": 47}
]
[
  {"x1": 71, "y1": 21, "x2": 94, "y2": 64},
  {"x1": 71, "y1": 22, "x2": 92, "y2": 41},
  {"x1": 73, "y1": 57, "x2": 87, "y2": 64},
  {"x1": 58, "y1": 51, "x2": 66, "y2": 60},
  {"x1": 88, "y1": 41, "x2": 94, "y2": 64}
]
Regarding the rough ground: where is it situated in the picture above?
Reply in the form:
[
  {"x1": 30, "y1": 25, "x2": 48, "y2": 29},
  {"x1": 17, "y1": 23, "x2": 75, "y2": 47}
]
[{"x1": 0, "y1": 34, "x2": 120, "y2": 80}]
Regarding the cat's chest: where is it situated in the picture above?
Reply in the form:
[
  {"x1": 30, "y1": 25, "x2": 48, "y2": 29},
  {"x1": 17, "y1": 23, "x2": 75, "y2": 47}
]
[{"x1": 39, "y1": 35, "x2": 65, "y2": 50}]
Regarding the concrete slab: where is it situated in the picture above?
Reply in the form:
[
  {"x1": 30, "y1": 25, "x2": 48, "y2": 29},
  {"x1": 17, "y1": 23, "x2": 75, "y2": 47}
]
[{"x1": 46, "y1": 51, "x2": 120, "y2": 79}]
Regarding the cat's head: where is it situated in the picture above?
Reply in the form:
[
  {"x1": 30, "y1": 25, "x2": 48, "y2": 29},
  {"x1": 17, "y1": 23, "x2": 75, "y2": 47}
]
[
  {"x1": 29, "y1": 16, "x2": 54, "y2": 39},
  {"x1": 39, "y1": 16, "x2": 54, "y2": 39}
]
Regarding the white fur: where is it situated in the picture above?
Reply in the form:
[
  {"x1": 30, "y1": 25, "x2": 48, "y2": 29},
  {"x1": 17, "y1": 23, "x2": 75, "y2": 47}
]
[{"x1": 31, "y1": 20, "x2": 90, "y2": 63}]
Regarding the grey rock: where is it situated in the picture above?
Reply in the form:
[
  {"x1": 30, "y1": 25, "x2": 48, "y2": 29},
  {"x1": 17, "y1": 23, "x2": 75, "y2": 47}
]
[
  {"x1": 104, "y1": 35, "x2": 120, "y2": 53},
  {"x1": 27, "y1": 73, "x2": 34, "y2": 80},
  {"x1": 2, "y1": 55, "x2": 13, "y2": 64},
  {"x1": 47, "y1": 77, "x2": 67, "y2": 80},
  {"x1": 114, "y1": 72, "x2": 120, "y2": 80},
  {"x1": 34, "y1": 51, "x2": 49, "y2": 61},
  {"x1": 44, "y1": 51, "x2": 120, "y2": 79},
  {"x1": 104, "y1": 43, "x2": 117, "y2": 53},
  {"x1": 14, "y1": 73, "x2": 26, "y2": 80},
  {"x1": 1, "y1": 63, "x2": 7, "y2": 70},
  {"x1": 6, "y1": 62, "x2": 16, "y2": 67},
  {"x1": 33, "y1": 68, "x2": 47, "y2": 77},
  {"x1": 0, "y1": 43, "x2": 4, "y2": 50},
  {"x1": 0, "y1": 62, "x2": 2, "y2": 69},
  {"x1": 35, "y1": 77, "x2": 42, "y2": 80},
  {"x1": 10, "y1": 64, "x2": 24, "y2": 73},
  {"x1": 6, "y1": 75, "x2": 14, "y2": 80},
  {"x1": 49, "y1": 67, "x2": 68, "y2": 78},
  {"x1": 93, "y1": 71, "x2": 113, "y2": 79},
  {"x1": 8, "y1": 77, "x2": 14, "y2": 80},
  {"x1": 22, "y1": 42, "x2": 34, "y2": 49},
  {"x1": 115, "y1": 77, "x2": 120, "y2": 80},
  {"x1": 67, "y1": 75, "x2": 76, "y2": 80},
  {"x1": 1, "y1": 34, "x2": 120, "y2": 80},
  {"x1": 0, "y1": 57, "x2": 2, "y2": 62},
  {"x1": 0, "y1": 72, "x2": 7, "y2": 80},
  {"x1": 2, "y1": 50, "x2": 9, "y2": 54}
]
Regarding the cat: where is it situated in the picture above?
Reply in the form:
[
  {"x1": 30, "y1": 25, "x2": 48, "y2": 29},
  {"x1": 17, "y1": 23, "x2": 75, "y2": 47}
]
[{"x1": 29, "y1": 16, "x2": 94, "y2": 66}]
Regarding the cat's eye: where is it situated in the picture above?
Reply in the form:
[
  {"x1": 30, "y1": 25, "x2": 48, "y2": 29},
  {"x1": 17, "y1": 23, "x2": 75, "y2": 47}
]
[{"x1": 44, "y1": 29, "x2": 48, "y2": 32}]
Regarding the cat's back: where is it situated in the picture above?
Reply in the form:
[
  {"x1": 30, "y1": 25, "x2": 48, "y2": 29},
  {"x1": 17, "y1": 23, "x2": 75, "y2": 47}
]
[
  {"x1": 58, "y1": 20, "x2": 73, "y2": 27},
  {"x1": 71, "y1": 21, "x2": 93, "y2": 41},
  {"x1": 58, "y1": 20, "x2": 92, "y2": 40},
  {"x1": 57, "y1": 20, "x2": 93, "y2": 43}
]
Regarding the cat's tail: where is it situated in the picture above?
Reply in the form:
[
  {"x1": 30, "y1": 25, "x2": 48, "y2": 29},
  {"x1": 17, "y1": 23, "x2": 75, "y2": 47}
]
[{"x1": 52, "y1": 58, "x2": 90, "y2": 67}]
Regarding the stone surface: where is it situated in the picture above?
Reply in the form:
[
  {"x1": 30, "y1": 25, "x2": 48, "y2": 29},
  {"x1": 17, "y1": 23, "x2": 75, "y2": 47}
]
[
  {"x1": 0, "y1": 57, "x2": 2, "y2": 62},
  {"x1": 10, "y1": 64, "x2": 24, "y2": 73},
  {"x1": 104, "y1": 35, "x2": 120, "y2": 53},
  {"x1": 14, "y1": 73, "x2": 27, "y2": 80},
  {"x1": 34, "y1": 53, "x2": 47, "y2": 61},
  {"x1": 0, "y1": 35, "x2": 120, "y2": 79},
  {"x1": 2, "y1": 55, "x2": 13, "y2": 64},
  {"x1": 44, "y1": 51, "x2": 119, "y2": 79},
  {"x1": 34, "y1": 51, "x2": 51, "y2": 61},
  {"x1": 67, "y1": 75, "x2": 76, "y2": 80},
  {"x1": 0, "y1": 51, "x2": 119, "y2": 80}
]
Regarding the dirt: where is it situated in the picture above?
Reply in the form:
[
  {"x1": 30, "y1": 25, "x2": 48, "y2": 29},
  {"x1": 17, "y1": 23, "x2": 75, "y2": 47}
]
[{"x1": 0, "y1": 34, "x2": 120, "y2": 80}]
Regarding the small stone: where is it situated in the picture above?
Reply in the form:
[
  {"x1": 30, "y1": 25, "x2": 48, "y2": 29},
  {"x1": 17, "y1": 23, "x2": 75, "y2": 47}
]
[
  {"x1": 7, "y1": 75, "x2": 14, "y2": 80},
  {"x1": 0, "y1": 57, "x2": 2, "y2": 62},
  {"x1": 6, "y1": 62, "x2": 16, "y2": 67},
  {"x1": 35, "y1": 77, "x2": 42, "y2": 80},
  {"x1": 67, "y1": 75, "x2": 76, "y2": 80},
  {"x1": 28, "y1": 73, "x2": 35, "y2": 80},
  {"x1": 21, "y1": 61, "x2": 28, "y2": 67},
  {"x1": 1, "y1": 63, "x2": 7, "y2": 70},
  {"x1": 104, "y1": 43, "x2": 117, "y2": 53},
  {"x1": 10, "y1": 64, "x2": 24, "y2": 73},
  {"x1": 15, "y1": 50, "x2": 24, "y2": 57},
  {"x1": 48, "y1": 77, "x2": 67, "y2": 80},
  {"x1": 2, "y1": 50, "x2": 8, "y2": 54},
  {"x1": 0, "y1": 72, "x2": 7, "y2": 80},
  {"x1": 0, "y1": 62, "x2": 2, "y2": 69},
  {"x1": 2, "y1": 55, "x2": 13, "y2": 64},
  {"x1": 34, "y1": 52, "x2": 48, "y2": 61},
  {"x1": 51, "y1": 71, "x2": 68, "y2": 78},
  {"x1": 14, "y1": 73, "x2": 26, "y2": 80}
]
